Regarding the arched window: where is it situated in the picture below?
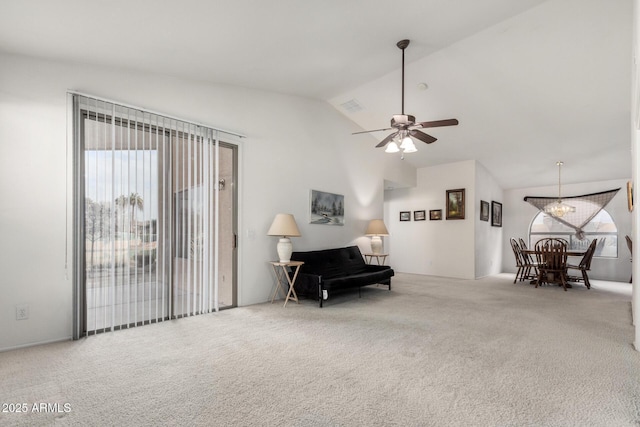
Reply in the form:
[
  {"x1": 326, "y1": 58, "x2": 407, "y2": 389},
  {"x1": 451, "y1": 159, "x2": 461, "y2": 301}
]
[{"x1": 529, "y1": 209, "x2": 618, "y2": 258}]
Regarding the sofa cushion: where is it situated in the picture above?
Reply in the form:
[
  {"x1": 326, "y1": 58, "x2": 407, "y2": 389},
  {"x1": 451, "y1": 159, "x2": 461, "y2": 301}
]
[
  {"x1": 323, "y1": 268, "x2": 392, "y2": 291},
  {"x1": 292, "y1": 246, "x2": 368, "y2": 279}
]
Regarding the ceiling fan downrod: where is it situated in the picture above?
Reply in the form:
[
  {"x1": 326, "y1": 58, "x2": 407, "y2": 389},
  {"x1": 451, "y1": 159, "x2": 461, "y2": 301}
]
[{"x1": 397, "y1": 39, "x2": 410, "y2": 115}]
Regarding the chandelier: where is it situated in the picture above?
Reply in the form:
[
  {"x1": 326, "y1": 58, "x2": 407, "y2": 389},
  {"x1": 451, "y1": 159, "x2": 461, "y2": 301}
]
[{"x1": 544, "y1": 161, "x2": 575, "y2": 218}]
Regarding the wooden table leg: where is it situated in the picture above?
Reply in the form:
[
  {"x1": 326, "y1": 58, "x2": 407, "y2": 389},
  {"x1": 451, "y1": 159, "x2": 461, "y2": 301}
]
[
  {"x1": 283, "y1": 264, "x2": 301, "y2": 307},
  {"x1": 270, "y1": 265, "x2": 287, "y2": 303}
]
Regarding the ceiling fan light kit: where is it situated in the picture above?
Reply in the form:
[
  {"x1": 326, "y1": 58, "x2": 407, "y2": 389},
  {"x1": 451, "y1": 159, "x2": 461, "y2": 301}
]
[
  {"x1": 385, "y1": 141, "x2": 400, "y2": 153},
  {"x1": 400, "y1": 135, "x2": 417, "y2": 152},
  {"x1": 353, "y1": 39, "x2": 459, "y2": 154}
]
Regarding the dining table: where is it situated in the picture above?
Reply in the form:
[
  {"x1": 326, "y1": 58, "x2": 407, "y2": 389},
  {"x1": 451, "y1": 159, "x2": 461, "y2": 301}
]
[
  {"x1": 521, "y1": 249, "x2": 586, "y2": 257},
  {"x1": 520, "y1": 248, "x2": 586, "y2": 287}
]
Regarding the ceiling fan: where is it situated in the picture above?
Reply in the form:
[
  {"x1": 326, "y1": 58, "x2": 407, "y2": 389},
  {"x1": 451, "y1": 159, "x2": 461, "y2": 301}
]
[{"x1": 353, "y1": 39, "x2": 459, "y2": 152}]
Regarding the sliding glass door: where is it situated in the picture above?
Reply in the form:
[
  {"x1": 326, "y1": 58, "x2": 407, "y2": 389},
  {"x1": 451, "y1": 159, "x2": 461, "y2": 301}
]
[
  {"x1": 72, "y1": 95, "x2": 237, "y2": 337},
  {"x1": 171, "y1": 132, "x2": 237, "y2": 317}
]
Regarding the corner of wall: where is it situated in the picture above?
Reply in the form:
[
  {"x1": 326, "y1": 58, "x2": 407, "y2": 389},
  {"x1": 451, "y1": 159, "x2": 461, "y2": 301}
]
[
  {"x1": 383, "y1": 156, "x2": 417, "y2": 189},
  {"x1": 474, "y1": 161, "x2": 504, "y2": 279}
]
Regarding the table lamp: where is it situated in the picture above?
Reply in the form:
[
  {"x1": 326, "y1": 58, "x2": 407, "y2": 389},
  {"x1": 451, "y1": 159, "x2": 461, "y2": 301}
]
[
  {"x1": 365, "y1": 219, "x2": 389, "y2": 254},
  {"x1": 267, "y1": 213, "x2": 301, "y2": 262}
]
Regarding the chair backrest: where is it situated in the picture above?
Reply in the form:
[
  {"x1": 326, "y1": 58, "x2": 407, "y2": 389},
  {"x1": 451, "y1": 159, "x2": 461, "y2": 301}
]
[
  {"x1": 510, "y1": 238, "x2": 523, "y2": 267},
  {"x1": 518, "y1": 237, "x2": 535, "y2": 264},
  {"x1": 535, "y1": 238, "x2": 567, "y2": 271},
  {"x1": 518, "y1": 238, "x2": 528, "y2": 250},
  {"x1": 533, "y1": 238, "x2": 550, "y2": 265},
  {"x1": 534, "y1": 238, "x2": 567, "y2": 249},
  {"x1": 580, "y1": 239, "x2": 597, "y2": 270},
  {"x1": 626, "y1": 235, "x2": 632, "y2": 255}
]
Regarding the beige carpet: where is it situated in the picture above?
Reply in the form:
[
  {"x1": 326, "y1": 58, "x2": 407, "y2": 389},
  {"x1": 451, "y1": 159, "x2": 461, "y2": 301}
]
[{"x1": 1, "y1": 273, "x2": 638, "y2": 426}]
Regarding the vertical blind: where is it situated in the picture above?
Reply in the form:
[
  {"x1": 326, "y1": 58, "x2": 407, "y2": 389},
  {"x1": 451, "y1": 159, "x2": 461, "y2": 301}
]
[{"x1": 71, "y1": 93, "x2": 240, "y2": 338}]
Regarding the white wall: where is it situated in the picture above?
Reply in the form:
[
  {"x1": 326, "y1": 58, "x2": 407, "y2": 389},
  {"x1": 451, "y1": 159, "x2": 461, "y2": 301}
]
[
  {"x1": 474, "y1": 162, "x2": 504, "y2": 278},
  {"x1": 383, "y1": 156, "x2": 417, "y2": 190},
  {"x1": 383, "y1": 159, "x2": 503, "y2": 279},
  {"x1": 632, "y1": 0, "x2": 639, "y2": 348},
  {"x1": 502, "y1": 179, "x2": 632, "y2": 282},
  {"x1": 0, "y1": 53, "x2": 408, "y2": 351},
  {"x1": 384, "y1": 160, "x2": 479, "y2": 279}
]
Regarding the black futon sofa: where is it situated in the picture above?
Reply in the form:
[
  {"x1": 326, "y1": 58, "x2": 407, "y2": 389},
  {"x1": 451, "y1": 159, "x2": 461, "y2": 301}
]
[{"x1": 290, "y1": 246, "x2": 394, "y2": 307}]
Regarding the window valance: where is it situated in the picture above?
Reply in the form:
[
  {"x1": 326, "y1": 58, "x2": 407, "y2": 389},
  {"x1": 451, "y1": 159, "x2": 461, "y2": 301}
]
[{"x1": 524, "y1": 188, "x2": 620, "y2": 239}]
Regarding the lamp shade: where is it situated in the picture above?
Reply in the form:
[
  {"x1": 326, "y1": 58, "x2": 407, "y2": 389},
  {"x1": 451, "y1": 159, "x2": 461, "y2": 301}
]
[
  {"x1": 365, "y1": 219, "x2": 389, "y2": 236},
  {"x1": 267, "y1": 213, "x2": 301, "y2": 237}
]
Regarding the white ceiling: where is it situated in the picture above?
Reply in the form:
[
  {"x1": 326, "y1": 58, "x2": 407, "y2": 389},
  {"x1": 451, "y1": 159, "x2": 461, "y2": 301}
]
[{"x1": 0, "y1": 0, "x2": 633, "y2": 190}]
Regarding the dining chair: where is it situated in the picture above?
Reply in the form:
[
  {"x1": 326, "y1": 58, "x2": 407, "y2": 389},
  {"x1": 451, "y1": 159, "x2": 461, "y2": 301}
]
[
  {"x1": 510, "y1": 238, "x2": 525, "y2": 284},
  {"x1": 566, "y1": 239, "x2": 597, "y2": 289},
  {"x1": 518, "y1": 238, "x2": 529, "y2": 250},
  {"x1": 518, "y1": 238, "x2": 538, "y2": 282},
  {"x1": 626, "y1": 235, "x2": 632, "y2": 283},
  {"x1": 534, "y1": 238, "x2": 569, "y2": 291}
]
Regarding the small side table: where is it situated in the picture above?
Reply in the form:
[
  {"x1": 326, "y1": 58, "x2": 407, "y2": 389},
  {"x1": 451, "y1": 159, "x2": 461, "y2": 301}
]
[
  {"x1": 269, "y1": 261, "x2": 304, "y2": 307},
  {"x1": 364, "y1": 253, "x2": 388, "y2": 265}
]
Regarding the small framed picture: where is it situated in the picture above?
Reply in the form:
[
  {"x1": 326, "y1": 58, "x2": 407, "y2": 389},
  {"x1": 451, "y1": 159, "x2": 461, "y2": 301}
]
[
  {"x1": 491, "y1": 201, "x2": 502, "y2": 227},
  {"x1": 429, "y1": 209, "x2": 442, "y2": 220},
  {"x1": 399, "y1": 211, "x2": 411, "y2": 221},
  {"x1": 446, "y1": 189, "x2": 465, "y2": 220},
  {"x1": 480, "y1": 200, "x2": 489, "y2": 221},
  {"x1": 414, "y1": 210, "x2": 426, "y2": 221}
]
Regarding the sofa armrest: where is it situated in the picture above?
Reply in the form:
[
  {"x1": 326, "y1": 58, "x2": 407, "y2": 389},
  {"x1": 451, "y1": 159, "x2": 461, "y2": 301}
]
[{"x1": 292, "y1": 272, "x2": 322, "y2": 298}]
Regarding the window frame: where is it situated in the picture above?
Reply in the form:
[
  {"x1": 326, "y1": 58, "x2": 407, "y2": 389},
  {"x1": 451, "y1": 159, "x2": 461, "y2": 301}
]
[{"x1": 528, "y1": 209, "x2": 618, "y2": 258}]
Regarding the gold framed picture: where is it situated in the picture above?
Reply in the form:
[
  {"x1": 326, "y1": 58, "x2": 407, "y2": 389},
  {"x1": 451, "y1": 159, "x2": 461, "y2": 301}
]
[
  {"x1": 429, "y1": 209, "x2": 442, "y2": 221},
  {"x1": 446, "y1": 189, "x2": 465, "y2": 220}
]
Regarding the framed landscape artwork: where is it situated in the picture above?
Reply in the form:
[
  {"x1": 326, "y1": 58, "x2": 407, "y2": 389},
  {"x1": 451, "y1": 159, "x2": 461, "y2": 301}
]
[
  {"x1": 446, "y1": 189, "x2": 465, "y2": 220},
  {"x1": 491, "y1": 201, "x2": 503, "y2": 227},
  {"x1": 399, "y1": 211, "x2": 411, "y2": 221},
  {"x1": 414, "y1": 210, "x2": 426, "y2": 221},
  {"x1": 480, "y1": 200, "x2": 490, "y2": 221},
  {"x1": 429, "y1": 209, "x2": 442, "y2": 220},
  {"x1": 310, "y1": 190, "x2": 344, "y2": 225}
]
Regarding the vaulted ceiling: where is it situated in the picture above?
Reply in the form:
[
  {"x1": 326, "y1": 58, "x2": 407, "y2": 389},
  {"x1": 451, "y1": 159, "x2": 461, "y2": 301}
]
[{"x1": 0, "y1": 0, "x2": 632, "y2": 189}]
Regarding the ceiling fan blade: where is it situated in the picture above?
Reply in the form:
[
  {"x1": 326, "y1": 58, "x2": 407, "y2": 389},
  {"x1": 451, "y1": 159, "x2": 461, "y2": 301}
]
[
  {"x1": 416, "y1": 118, "x2": 459, "y2": 128},
  {"x1": 376, "y1": 132, "x2": 398, "y2": 148},
  {"x1": 409, "y1": 129, "x2": 437, "y2": 144},
  {"x1": 352, "y1": 127, "x2": 393, "y2": 135}
]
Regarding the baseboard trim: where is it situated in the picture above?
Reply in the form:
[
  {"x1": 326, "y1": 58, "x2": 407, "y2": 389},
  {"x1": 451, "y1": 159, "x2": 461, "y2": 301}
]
[{"x1": 0, "y1": 336, "x2": 72, "y2": 353}]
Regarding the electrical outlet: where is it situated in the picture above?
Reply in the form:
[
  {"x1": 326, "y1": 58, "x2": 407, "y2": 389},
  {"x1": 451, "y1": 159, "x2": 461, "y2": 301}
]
[{"x1": 16, "y1": 304, "x2": 29, "y2": 321}]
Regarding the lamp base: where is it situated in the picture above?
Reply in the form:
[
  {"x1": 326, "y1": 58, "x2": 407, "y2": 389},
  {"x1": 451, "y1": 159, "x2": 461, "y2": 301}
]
[
  {"x1": 370, "y1": 236, "x2": 383, "y2": 254},
  {"x1": 276, "y1": 238, "x2": 293, "y2": 263}
]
